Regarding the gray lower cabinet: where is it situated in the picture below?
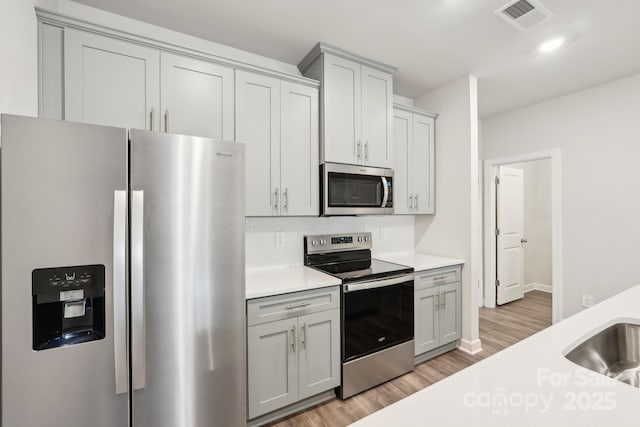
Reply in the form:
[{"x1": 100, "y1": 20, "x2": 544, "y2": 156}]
[
  {"x1": 247, "y1": 287, "x2": 340, "y2": 420},
  {"x1": 414, "y1": 266, "x2": 462, "y2": 356}
]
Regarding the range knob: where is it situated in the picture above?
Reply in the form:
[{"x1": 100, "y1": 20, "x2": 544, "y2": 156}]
[
  {"x1": 357, "y1": 236, "x2": 363, "y2": 242},
  {"x1": 311, "y1": 240, "x2": 318, "y2": 246},
  {"x1": 320, "y1": 239, "x2": 326, "y2": 245},
  {"x1": 364, "y1": 236, "x2": 369, "y2": 242}
]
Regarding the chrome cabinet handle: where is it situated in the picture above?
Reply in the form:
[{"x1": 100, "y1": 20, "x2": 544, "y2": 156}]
[
  {"x1": 364, "y1": 141, "x2": 369, "y2": 162},
  {"x1": 415, "y1": 194, "x2": 419, "y2": 210},
  {"x1": 433, "y1": 275, "x2": 447, "y2": 281},
  {"x1": 113, "y1": 191, "x2": 128, "y2": 395},
  {"x1": 521, "y1": 238, "x2": 528, "y2": 244},
  {"x1": 435, "y1": 291, "x2": 440, "y2": 309},
  {"x1": 301, "y1": 323, "x2": 306, "y2": 349},
  {"x1": 164, "y1": 110, "x2": 169, "y2": 133},
  {"x1": 284, "y1": 187, "x2": 288, "y2": 210},
  {"x1": 274, "y1": 187, "x2": 279, "y2": 209},
  {"x1": 132, "y1": 190, "x2": 146, "y2": 391},
  {"x1": 357, "y1": 139, "x2": 362, "y2": 160},
  {"x1": 290, "y1": 325, "x2": 296, "y2": 353},
  {"x1": 285, "y1": 301, "x2": 311, "y2": 310},
  {"x1": 408, "y1": 193, "x2": 413, "y2": 209},
  {"x1": 149, "y1": 108, "x2": 154, "y2": 131},
  {"x1": 442, "y1": 290, "x2": 446, "y2": 309}
]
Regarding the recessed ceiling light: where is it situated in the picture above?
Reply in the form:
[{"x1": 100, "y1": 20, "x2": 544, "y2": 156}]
[{"x1": 539, "y1": 37, "x2": 565, "y2": 52}]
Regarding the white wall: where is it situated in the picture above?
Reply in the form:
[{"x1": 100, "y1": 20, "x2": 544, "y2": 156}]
[
  {"x1": 483, "y1": 73, "x2": 640, "y2": 317},
  {"x1": 246, "y1": 216, "x2": 415, "y2": 268},
  {"x1": 414, "y1": 75, "x2": 481, "y2": 353},
  {"x1": 510, "y1": 160, "x2": 552, "y2": 288},
  {"x1": 0, "y1": 0, "x2": 39, "y2": 116}
]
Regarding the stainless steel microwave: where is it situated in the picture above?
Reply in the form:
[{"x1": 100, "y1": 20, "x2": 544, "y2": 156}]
[{"x1": 320, "y1": 162, "x2": 393, "y2": 216}]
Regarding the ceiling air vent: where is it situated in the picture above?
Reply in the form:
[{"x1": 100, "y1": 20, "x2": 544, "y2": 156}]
[{"x1": 495, "y1": 0, "x2": 553, "y2": 31}]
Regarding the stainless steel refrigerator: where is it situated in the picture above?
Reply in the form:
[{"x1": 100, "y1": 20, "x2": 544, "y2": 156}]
[{"x1": 0, "y1": 114, "x2": 246, "y2": 427}]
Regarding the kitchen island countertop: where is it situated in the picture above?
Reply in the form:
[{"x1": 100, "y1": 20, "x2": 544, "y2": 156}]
[{"x1": 350, "y1": 284, "x2": 640, "y2": 426}]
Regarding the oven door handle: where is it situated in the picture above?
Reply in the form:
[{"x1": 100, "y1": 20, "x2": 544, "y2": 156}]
[
  {"x1": 344, "y1": 274, "x2": 413, "y2": 293},
  {"x1": 381, "y1": 177, "x2": 389, "y2": 207}
]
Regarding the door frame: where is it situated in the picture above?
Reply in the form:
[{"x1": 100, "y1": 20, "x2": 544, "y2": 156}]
[{"x1": 483, "y1": 149, "x2": 563, "y2": 324}]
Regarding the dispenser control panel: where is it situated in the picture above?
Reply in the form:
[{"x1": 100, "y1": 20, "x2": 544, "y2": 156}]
[
  {"x1": 32, "y1": 264, "x2": 106, "y2": 350},
  {"x1": 33, "y1": 265, "x2": 104, "y2": 303}
]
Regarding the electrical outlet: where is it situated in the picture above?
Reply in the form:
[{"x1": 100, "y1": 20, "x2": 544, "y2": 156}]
[
  {"x1": 582, "y1": 294, "x2": 594, "y2": 308},
  {"x1": 275, "y1": 232, "x2": 285, "y2": 248},
  {"x1": 379, "y1": 227, "x2": 386, "y2": 241}
]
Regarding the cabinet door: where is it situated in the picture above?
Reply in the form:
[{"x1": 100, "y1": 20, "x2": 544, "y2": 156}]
[
  {"x1": 414, "y1": 287, "x2": 439, "y2": 355},
  {"x1": 64, "y1": 28, "x2": 159, "y2": 130},
  {"x1": 280, "y1": 81, "x2": 319, "y2": 216},
  {"x1": 160, "y1": 52, "x2": 234, "y2": 139},
  {"x1": 236, "y1": 71, "x2": 281, "y2": 216},
  {"x1": 439, "y1": 282, "x2": 462, "y2": 345},
  {"x1": 412, "y1": 114, "x2": 435, "y2": 214},
  {"x1": 322, "y1": 53, "x2": 361, "y2": 164},
  {"x1": 361, "y1": 66, "x2": 393, "y2": 168},
  {"x1": 393, "y1": 109, "x2": 412, "y2": 214},
  {"x1": 247, "y1": 318, "x2": 298, "y2": 419},
  {"x1": 298, "y1": 310, "x2": 340, "y2": 400}
]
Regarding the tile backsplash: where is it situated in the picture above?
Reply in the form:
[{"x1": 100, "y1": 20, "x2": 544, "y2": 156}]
[{"x1": 246, "y1": 216, "x2": 415, "y2": 268}]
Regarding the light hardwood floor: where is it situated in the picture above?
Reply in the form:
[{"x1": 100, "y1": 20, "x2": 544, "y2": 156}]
[{"x1": 269, "y1": 290, "x2": 552, "y2": 427}]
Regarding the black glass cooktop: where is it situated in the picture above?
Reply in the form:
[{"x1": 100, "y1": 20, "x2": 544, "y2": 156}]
[{"x1": 312, "y1": 258, "x2": 413, "y2": 284}]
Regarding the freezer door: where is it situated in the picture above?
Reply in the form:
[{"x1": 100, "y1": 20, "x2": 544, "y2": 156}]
[
  {"x1": 1, "y1": 115, "x2": 128, "y2": 427},
  {"x1": 129, "y1": 130, "x2": 246, "y2": 427}
]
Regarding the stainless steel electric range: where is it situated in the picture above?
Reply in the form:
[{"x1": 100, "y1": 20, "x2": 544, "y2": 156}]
[{"x1": 304, "y1": 232, "x2": 414, "y2": 399}]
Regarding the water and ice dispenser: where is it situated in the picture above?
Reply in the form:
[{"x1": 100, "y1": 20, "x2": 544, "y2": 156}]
[{"x1": 32, "y1": 264, "x2": 106, "y2": 350}]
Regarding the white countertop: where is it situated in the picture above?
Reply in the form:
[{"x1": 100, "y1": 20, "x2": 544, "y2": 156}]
[
  {"x1": 351, "y1": 284, "x2": 640, "y2": 426},
  {"x1": 377, "y1": 252, "x2": 465, "y2": 271},
  {"x1": 246, "y1": 265, "x2": 341, "y2": 299}
]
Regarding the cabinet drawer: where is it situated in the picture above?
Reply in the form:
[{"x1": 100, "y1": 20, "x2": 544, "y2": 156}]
[
  {"x1": 247, "y1": 286, "x2": 340, "y2": 326},
  {"x1": 414, "y1": 266, "x2": 462, "y2": 291}
]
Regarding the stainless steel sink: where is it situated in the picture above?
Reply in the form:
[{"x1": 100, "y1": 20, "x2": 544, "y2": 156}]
[{"x1": 565, "y1": 322, "x2": 640, "y2": 387}]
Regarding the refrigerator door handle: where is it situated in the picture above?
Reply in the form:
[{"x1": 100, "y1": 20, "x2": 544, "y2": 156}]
[
  {"x1": 132, "y1": 190, "x2": 146, "y2": 391},
  {"x1": 113, "y1": 190, "x2": 128, "y2": 395}
]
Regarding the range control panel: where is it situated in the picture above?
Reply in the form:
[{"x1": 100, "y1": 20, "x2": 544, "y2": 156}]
[{"x1": 304, "y1": 232, "x2": 372, "y2": 255}]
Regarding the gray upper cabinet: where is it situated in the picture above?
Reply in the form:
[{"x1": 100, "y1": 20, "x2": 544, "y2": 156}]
[
  {"x1": 393, "y1": 104, "x2": 437, "y2": 215},
  {"x1": 299, "y1": 43, "x2": 395, "y2": 168},
  {"x1": 64, "y1": 28, "x2": 160, "y2": 130},
  {"x1": 235, "y1": 70, "x2": 319, "y2": 217},
  {"x1": 280, "y1": 81, "x2": 320, "y2": 216},
  {"x1": 160, "y1": 52, "x2": 234, "y2": 139},
  {"x1": 63, "y1": 29, "x2": 235, "y2": 139},
  {"x1": 414, "y1": 266, "x2": 462, "y2": 357}
]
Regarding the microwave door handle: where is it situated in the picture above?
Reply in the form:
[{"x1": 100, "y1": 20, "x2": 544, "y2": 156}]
[{"x1": 381, "y1": 177, "x2": 389, "y2": 207}]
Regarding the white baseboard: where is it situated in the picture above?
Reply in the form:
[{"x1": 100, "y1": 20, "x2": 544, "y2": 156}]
[
  {"x1": 458, "y1": 338, "x2": 482, "y2": 355},
  {"x1": 524, "y1": 282, "x2": 552, "y2": 294}
]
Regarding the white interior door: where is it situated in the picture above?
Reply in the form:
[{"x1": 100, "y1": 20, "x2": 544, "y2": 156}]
[{"x1": 496, "y1": 166, "x2": 525, "y2": 305}]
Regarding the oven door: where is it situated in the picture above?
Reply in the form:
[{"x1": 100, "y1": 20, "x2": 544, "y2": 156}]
[
  {"x1": 342, "y1": 274, "x2": 414, "y2": 362},
  {"x1": 321, "y1": 163, "x2": 393, "y2": 216}
]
